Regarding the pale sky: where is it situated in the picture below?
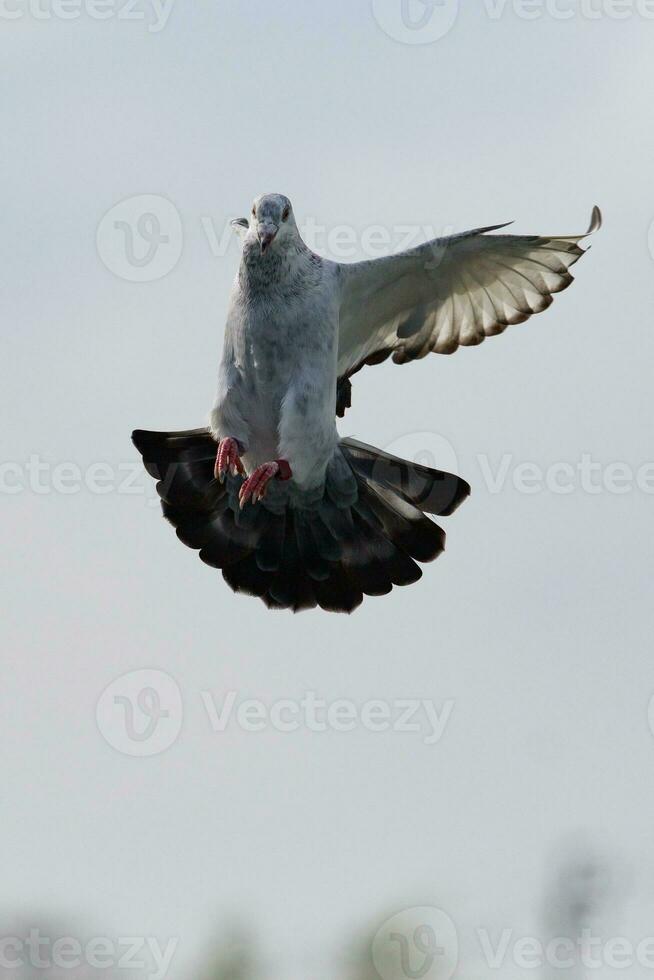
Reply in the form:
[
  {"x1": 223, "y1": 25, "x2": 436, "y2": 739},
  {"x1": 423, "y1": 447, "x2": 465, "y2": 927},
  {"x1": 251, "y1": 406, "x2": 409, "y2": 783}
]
[{"x1": 3, "y1": 2, "x2": 654, "y2": 978}]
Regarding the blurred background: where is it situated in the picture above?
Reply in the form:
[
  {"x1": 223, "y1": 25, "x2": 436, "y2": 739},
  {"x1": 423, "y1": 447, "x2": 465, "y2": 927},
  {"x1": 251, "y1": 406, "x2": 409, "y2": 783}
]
[{"x1": 2, "y1": 2, "x2": 653, "y2": 978}]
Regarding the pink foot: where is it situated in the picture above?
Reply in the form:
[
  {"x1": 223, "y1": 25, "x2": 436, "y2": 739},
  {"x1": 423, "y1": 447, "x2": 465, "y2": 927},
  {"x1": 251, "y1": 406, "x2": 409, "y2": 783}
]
[
  {"x1": 239, "y1": 459, "x2": 292, "y2": 508},
  {"x1": 214, "y1": 437, "x2": 245, "y2": 481}
]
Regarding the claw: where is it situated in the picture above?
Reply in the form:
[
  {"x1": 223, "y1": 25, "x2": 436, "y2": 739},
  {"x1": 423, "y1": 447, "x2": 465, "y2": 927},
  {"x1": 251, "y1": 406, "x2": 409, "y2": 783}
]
[
  {"x1": 239, "y1": 461, "x2": 280, "y2": 509},
  {"x1": 215, "y1": 437, "x2": 244, "y2": 482}
]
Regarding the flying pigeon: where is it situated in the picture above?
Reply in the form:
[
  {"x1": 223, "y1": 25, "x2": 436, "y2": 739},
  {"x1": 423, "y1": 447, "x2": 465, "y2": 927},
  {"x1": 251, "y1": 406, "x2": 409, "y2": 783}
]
[{"x1": 133, "y1": 194, "x2": 601, "y2": 613}]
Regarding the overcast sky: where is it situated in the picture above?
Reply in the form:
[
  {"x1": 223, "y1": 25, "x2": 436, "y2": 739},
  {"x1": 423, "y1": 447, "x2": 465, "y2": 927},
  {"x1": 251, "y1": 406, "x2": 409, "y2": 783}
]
[{"x1": 3, "y1": 2, "x2": 654, "y2": 978}]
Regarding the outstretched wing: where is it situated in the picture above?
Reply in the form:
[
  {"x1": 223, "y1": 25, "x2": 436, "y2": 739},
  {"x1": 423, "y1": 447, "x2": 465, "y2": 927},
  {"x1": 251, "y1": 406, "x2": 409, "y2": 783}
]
[{"x1": 336, "y1": 206, "x2": 601, "y2": 383}]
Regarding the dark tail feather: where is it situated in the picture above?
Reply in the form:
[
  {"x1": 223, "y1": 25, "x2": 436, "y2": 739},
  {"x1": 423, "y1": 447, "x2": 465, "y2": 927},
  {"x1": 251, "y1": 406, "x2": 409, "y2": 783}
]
[
  {"x1": 340, "y1": 437, "x2": 470, "y2": 516},
  {"x1": 265, "y1": 511, "x2": 319, "y2": 612},
  {"x1": 132, "y1": 427, "x2": 470, "y2": 614}
]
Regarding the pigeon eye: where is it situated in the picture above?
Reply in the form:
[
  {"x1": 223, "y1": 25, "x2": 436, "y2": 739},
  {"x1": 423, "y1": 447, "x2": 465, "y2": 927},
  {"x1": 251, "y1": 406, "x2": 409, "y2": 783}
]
[
  {"x1": 251, "y1": 207, "x2": 256, "y2": 217},
  {"x1": 282, "y1": 207, "x2": 290, "y2": 222}
]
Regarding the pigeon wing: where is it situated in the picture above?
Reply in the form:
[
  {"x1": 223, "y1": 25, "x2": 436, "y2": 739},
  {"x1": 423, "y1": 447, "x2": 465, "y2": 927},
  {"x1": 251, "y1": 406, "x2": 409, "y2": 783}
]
[{"x1": 336, "y1": 206, "x2": 602, "y2": 381}]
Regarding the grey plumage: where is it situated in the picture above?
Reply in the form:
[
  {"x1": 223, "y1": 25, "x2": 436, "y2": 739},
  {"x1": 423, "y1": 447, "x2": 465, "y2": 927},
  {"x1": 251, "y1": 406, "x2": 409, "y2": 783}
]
[{"x1": 133, "y1": 194, "x2": 600, "y2": 613}]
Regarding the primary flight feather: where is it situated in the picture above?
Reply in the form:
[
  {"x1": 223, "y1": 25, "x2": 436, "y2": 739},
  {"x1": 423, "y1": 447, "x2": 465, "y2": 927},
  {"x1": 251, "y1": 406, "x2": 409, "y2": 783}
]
[{"x1": 133, "y1": 193, "x2": 601, "y2": 613}]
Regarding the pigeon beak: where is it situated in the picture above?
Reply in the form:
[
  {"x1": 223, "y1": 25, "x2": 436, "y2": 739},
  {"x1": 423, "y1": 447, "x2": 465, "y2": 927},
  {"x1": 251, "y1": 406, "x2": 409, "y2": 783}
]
[{"x1": 258, "y1": 228, "x2": 277, "y2": 254}]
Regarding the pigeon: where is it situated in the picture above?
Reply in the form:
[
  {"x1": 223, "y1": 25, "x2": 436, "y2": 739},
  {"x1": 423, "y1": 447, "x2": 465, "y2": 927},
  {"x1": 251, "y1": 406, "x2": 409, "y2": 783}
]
[{"x1": 133, "y1": 193, "x2": 601, "y2": 613}]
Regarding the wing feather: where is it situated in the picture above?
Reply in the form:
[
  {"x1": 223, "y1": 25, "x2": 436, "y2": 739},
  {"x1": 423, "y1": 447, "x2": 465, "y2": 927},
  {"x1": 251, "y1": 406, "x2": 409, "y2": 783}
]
[{"x1": 337, "y1": 206, "x2": 601, "y2": 379}]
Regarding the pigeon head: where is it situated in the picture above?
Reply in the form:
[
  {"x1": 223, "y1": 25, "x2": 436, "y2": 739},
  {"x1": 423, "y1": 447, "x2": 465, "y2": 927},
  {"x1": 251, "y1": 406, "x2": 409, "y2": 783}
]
[{"x1": 250, "y1": 193, "x2": 296, "y2": 254}]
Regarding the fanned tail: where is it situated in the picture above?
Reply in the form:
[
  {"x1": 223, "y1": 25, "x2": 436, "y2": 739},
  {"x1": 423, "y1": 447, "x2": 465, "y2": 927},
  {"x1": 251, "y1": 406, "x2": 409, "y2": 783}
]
[{"x1": 132, "y1": 428, "x2": 470, "y2": 614}]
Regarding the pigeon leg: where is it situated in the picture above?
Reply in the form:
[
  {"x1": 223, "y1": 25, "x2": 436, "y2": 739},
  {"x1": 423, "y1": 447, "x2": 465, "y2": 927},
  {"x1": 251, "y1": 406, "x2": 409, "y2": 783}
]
[
  {"x1": 214, "y1": 437, "x2": 245, "y2": 481},
  {"x1": 239, "y1": 460, "x2": 292, "y2": 508}
]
